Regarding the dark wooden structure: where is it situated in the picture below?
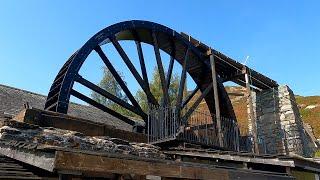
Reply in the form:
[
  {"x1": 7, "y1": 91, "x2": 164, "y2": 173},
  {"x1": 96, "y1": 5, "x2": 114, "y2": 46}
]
[
  {"x1": 0, "y1": 108, "x2": 319, "y2": 179},
  {"x1": 0, "y1": 133, "x2": 318, "y2": 179},
  {"x1": 44, "y1": 20, "x2": 278, "y2": 132}
]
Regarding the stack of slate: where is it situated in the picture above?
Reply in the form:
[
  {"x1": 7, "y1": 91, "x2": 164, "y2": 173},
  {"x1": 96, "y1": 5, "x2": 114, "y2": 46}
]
[{"x1": 0, "y1": 120, "x2": 165, "y2": 159}]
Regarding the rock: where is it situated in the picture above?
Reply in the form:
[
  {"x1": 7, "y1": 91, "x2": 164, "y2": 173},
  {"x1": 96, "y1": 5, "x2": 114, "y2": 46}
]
[
  {"x1": 0, "y1": 120, "x2": 166, "y2": 159},
  {"x1": 0, "y1": 126, "x2": 21, "y2": 134},
  {"x1": 305, "y1": 105, "x2": 318, "y2": 109},
  {"x1": 109, "y1": 138, "x2": 129, "y2": 145}
]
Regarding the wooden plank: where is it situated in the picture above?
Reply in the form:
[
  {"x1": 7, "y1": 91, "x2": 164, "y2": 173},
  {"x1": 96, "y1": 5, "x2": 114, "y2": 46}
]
[
  {"x1": 54, "y1": 150, "x2": 295, "y2": 179},
  {"x1": 0, "y1": 176, "x2": 42, "y2": 179},
  {"x1": 0, "y1": 145, "x2": 55, "y2": 172},
  {"x1": 14, "y1": 108, "x2": 147, "y2": 143},
  {"x1": 54, "y1": 150, "x2": 229, "y2": 179},
  {"x1": 163, "y1": 150, "x2": 295, "y2": 167}
]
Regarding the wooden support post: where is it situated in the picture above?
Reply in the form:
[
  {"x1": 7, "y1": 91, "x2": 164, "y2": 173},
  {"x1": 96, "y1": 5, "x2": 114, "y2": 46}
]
[
  {"x1": 244, "y1": 67, "x2": 259, "y2": 154},
  {"x1": 209, "y1": 50, "x2": 223, "y2": 148}
]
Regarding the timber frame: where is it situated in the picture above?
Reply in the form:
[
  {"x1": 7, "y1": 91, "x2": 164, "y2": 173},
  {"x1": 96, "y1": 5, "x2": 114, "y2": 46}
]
[
  {"x1": 44, "y1": 20, "x2": 278, "y2": 132},
  {"x1": 1, "y1": 138, "x2": 319, "y2": 179}
]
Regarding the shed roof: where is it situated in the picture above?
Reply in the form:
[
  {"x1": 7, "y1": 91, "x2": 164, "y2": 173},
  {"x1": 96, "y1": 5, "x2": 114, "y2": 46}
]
[{"x1": 0, "y1": 84, "x2": 132, "y2": 131}]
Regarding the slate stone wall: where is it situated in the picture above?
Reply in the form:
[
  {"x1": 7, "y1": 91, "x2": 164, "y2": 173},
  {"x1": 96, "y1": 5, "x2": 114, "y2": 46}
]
[{"x1": 248, "y1": 85, "x2": 314, "y2": 157}]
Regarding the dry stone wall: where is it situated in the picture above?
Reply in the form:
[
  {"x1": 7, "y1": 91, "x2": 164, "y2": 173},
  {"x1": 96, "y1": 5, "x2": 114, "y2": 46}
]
[{"x1": 249, "y1": 85, "x2": 314, "y2": 157}]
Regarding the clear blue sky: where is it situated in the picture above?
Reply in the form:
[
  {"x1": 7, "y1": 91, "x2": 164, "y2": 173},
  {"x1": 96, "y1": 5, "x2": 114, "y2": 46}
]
[{"x1": 0, "y1": 0, "x2": 319, "y2": 97}]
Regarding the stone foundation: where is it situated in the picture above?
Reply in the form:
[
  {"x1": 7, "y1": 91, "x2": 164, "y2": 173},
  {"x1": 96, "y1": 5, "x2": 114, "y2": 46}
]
[{"x1": 249, "y1": 85, "x2": 315, "y2": 157}]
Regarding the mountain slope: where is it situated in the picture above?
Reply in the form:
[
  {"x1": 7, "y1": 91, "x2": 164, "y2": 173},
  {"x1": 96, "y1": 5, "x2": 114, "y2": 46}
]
[{"x1": 225, "y1": 86, "x2": 320, "y2": 138}]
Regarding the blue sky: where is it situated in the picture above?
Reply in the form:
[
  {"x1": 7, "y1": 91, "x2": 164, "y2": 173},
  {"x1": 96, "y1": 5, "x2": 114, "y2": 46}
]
[{"x1": 0, "y1": 0, "x2": 319, "y2": 97}]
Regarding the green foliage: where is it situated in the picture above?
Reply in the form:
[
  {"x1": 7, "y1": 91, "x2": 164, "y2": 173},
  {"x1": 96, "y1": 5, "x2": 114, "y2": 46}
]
[
  {"x1": 314, "y1": 150, "x2": 320, "y2": 157},
  {"x1": 135, "y1": 66, "x2": 181, "y2": 112},
  {"x1": 92, "y1": 66, "x2": 183, "y2": 117},
  {"x1": 91, "y1": 67, "x2": 134, "y2": 116}
]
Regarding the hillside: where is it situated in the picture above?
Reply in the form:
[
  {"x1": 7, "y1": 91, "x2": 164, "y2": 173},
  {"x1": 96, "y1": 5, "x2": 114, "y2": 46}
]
[
  {"x1": 225, "y1": 86, "x2": 320, "y2": 138},
  {"x1": 189, "y1": 86, "x2": 320, "y2": 138},
  {"x1": 295, "y1": 96, "x2": 320, "y2": 138}
]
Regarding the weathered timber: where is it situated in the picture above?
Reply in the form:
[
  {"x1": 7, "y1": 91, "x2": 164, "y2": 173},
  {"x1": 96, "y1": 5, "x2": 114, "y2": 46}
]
[
  {"x1": 54, "y1": 150, "x2": 294, "y2": 179},
  {"x1": 0, "y1": 141, "x2": 316, "y2": 179},
  {"x1": 14, "y1": 108, "x2": 147, "y2": 143},
  {"x1": 209, "y1": 51, "x2": 223, "y2": 148},
  {"x1": 0, "y1": 145, "x2": 55, "y2": 172},
  {"x1": 244, "y1": 67, "x2": 259, "y2": 154}
]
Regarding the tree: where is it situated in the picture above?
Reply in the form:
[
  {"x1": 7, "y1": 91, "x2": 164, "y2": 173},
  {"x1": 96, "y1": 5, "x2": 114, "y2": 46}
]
[
  {"x1": 91, "y1": 67, "x2": 134, "y2": 116},
  {"x1": 92, "y1": 66, "x2": 185, "y2": 117},
  {"x1": 135, "y1": 66, "x2": 183, "y2": 112}
]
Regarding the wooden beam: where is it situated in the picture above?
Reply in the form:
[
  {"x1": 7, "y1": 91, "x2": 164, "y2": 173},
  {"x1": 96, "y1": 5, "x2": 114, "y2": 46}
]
[
  {"x1": 182, "y1": 85, "x2": 199, "y2": 108},
  {"x1": 176, "y1": 47, "x2": 190, "y2": 109},
  {"x1": 165, "y1": 40, "x2": 176, "y2": 90},
  {"x1": 54, "y1": 150, "x2": 229, "y2": 179},
  {"x1": 95, "y1": 46, "x2": 145, "y2": 112},
  {"x1": 74, "y1": 75, "x2": 147, "y2": 120},
  {"x1": 182, "y1": 83, "x2": 213, "y2": 124},
  {"x1": 209, "y1": 51, "x2": 223, "y2": 147},
  {"x1": 166, "y1": 56, "x2": 175, "y2": 90},
  {"x1": 14, "y1": 108, "x2": 147, "y2": 142},
  {"x1": 135, "y1": 41, "x2": 150, "y2": 91},
  {"x1": 222, "y1": 72, "x2": 245, "y2": 83},
  {"x1": 70, "y1": 89, "x2": 136, "y2": 126},
  {"x1": 54, "y1": 150, "x2": 294, "y2": 179},
  {"x1": 0, "y1": 145, "x2": 55, "y2": 172},
  {"x1": 244, "y1": 67, "x2": 259, "y2": 154},
  {"x1": 110, "y1": 37, "x2": 158, "y2": 106},
  {"x1": 152, "y1": 31, "x2": 169, "y2": 106}
]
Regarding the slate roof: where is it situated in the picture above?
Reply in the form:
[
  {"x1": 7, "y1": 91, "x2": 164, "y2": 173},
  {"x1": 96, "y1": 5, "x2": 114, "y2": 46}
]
[{"x1": 0, "y1": 84, "x2": 132, "y2": 131}]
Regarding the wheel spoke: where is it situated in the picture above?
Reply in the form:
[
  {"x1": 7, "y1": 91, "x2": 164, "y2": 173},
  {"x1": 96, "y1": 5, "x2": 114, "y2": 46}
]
[
  {"x1": 182, "y1": 83, "x2": 213, "y2": 125},
  {"x1": 110, "y1": 36, "x2": 158, "y2": 106},
  {"x1": 94, "y1": 46, "x2": 144, "y2": 114},
  {"x1": 152, "y1": 31, "x2": 169, "y2": 106},
  {"x1": 166, "y1": 56, "x2": 175, "y2": 90},
  {"x1": 74, "y1": 74, "x2": 147, "y2": 120},
  {"x1": 176, "y1": 47, "x2": 190, "y2": 109},
  {"x1": 182, "y1": 85, "x2": 199, "y2": 108},
  {"x1": 135, "y1": 41, "x2": 150, "y2": 89},
  {"x1": 70, "y1": 89, "x2": 136, "y2": 126},
  {"x1": 165, "y1": 40, "x2": 176, "y2": 90}
]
